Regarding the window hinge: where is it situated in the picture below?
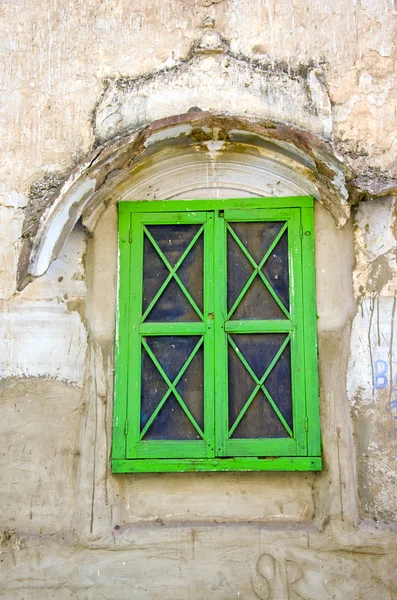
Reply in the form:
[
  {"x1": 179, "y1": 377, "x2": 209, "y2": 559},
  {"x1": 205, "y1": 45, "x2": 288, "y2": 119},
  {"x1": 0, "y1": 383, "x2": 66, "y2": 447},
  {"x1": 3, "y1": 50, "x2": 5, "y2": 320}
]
[
  {"x1": 129, "y1": 229, "x2": 132, "y2": 243},
  {"x1": 304, "y1": 417, "x2": 309, "y2": 432},
  {"x1": 124, "y1": 420, "x2": 129, "y2": 436},
  {"x1": 299, "y1": 224, "x2": 303, "y2": 239}
]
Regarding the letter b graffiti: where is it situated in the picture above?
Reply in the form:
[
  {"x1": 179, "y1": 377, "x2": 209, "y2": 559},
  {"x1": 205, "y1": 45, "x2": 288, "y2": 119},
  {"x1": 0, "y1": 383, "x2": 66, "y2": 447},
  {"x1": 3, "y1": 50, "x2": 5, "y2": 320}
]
[{"x1": 374, "y1": 360, "x2": 388, "y2": 390}]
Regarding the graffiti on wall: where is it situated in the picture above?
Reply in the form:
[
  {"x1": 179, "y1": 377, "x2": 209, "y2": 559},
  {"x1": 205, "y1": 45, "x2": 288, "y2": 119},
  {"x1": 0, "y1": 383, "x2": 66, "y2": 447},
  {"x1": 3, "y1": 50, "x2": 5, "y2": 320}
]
[
  {"x1": 374, "y1": 359, "x2": 397, "y2": 459},
  {"x1": 252, "y1": 553, "x2": 309, "y2": 600}
]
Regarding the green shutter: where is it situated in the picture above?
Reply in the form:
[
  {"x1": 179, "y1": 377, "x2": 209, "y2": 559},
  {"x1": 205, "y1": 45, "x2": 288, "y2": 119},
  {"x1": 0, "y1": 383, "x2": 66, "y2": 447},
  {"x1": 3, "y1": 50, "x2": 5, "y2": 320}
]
[
  {"x1": 112, "y1": 198, "x2": 322, "y2": 473},
  {"x1": 124, "y1": 211, "x2": 213, "y2": 460},
  {"x1": 214, "y1": 208, "x2": 306, "y2": 458}
]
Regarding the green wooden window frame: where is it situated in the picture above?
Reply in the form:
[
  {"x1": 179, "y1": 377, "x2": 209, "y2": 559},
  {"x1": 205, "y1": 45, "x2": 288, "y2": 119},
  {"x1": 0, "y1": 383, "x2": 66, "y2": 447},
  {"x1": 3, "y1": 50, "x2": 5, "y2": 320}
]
[{"x1": 112, "y1": 197, "x2": 321, "y2": 473}]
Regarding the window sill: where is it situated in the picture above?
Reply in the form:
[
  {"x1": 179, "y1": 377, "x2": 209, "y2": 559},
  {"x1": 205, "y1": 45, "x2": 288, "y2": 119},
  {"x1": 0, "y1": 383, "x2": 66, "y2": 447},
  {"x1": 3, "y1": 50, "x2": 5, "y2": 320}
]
[{"x1": 112, "y1": 456, "x2": 322, "y2": 473}]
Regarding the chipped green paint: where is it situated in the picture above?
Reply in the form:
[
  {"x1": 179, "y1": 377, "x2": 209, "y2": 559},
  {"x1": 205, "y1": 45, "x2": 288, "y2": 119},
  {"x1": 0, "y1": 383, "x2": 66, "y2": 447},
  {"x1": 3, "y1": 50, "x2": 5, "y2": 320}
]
[{"x1": 112, "y1": 197, "x2": 321, "y2": 472}]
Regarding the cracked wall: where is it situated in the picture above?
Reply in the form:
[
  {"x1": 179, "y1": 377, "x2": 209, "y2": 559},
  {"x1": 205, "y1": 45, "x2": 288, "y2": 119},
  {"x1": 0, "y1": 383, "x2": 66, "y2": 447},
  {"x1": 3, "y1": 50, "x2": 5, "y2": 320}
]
[
  {"x1": 348, "y1": 196, "x2": 397, "y2": 523},
  {"x1": 1, "y1": 1, "x2": 397, "y2": 598}
]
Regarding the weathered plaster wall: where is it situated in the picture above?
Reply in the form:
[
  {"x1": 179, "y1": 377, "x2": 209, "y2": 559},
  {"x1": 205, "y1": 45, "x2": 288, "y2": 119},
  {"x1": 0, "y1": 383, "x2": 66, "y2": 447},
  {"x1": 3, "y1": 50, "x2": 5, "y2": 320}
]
[
  {"x1": 1, "y1": 1, "x2": 397, "y2": 598},
  {"x1": 1, "y1": 0, "x2": 396, "y2": 191},
  {"x1": 348, "y1": 196, "x2": 397, "y2": 523}
]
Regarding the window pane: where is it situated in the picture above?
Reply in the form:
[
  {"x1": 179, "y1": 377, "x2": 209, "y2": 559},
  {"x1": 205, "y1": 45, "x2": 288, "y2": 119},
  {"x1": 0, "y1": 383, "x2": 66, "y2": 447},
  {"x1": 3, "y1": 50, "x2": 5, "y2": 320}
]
[
  {"x1": 141, "y1": 336, "x2": 204, "y2": 440},
  {"x1": 146, "y1": 224, "x2": 200, "y2": 268},
  {"x1": 230, "y1": 390, "x2": 288, "y2": 438},
  {"x1": 227, "y1": 221, "x2": 289, "y2": 320},
  {"x1": 230, "y1": 221, "x2": 284, "y2": 264},
  {"x1": 265, "y1": 341, "x2": 293, "y2": 431},
  {"x1": 228, "y1": 333, "x2": 292, "y2": 438},
  {"x1": 145, "y1": 279, "x2": 200, "y2": 322},
  {"x1": 142, "y1": 233, "x2": 168, "y2": 315},
  {"x1": 177, "y1": 233, "x2": 203, "y2": 312},
  {"x1": 262, "y1": 229, "x2": 289, "y2": 311},
  {"x1": 143, "y1": 224, "x2": 203, "y2": 322},
  {"x1": 232, "y1": 276, "x2": 286, "y2": 320}
]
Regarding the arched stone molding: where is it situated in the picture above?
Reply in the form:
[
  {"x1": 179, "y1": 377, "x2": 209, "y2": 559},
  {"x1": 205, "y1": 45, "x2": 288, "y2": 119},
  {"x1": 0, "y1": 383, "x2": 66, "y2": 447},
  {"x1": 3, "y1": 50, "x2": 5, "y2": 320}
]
[
  {"x1": 17, "y1": 112, "x2": 353, "y2": 290},
  {"x1": 93, "y1": 26, "x2": 333, "y2": 145}
]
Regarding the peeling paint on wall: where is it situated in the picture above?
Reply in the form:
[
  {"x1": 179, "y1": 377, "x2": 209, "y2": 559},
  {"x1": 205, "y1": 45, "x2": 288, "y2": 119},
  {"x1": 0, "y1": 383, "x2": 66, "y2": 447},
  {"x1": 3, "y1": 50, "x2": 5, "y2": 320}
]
[{"x1": 1, "y1": 0, "x2": 397, "y2": 597}]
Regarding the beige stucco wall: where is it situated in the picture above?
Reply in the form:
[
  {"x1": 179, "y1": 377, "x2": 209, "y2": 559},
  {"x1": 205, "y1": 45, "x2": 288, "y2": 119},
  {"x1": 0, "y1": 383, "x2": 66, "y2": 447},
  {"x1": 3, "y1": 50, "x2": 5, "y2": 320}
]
[{"x1": 1, "y1": 1, "x2": 397, "y2": 598}]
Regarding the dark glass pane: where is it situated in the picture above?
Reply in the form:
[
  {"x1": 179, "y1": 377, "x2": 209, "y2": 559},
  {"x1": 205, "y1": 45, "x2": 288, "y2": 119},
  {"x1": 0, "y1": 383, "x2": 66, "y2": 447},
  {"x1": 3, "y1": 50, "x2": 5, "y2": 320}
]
[
  {"x1": 175, "y1": 344, "x2": 204, "y2": 430},
  {"x1": 227, "y1": 221, "x2": 288, "y2": 320},
  {"x1": 231, "y1": 390, "x2": 288, "y2": 438},
  {"x1": 142, "y1": 233, "x2": 168, "y2": 315},
  {"x1": 141, "y1": 344, "x2": 169, "y2": 431},
  {"x1": 177, "y1": 233, "x2": 203, "y2": 313},
  {"x1": 144, "y1": 335, "x2": 200, "y2": 381},
  {"x1": 146, "y1": 279, "x2": 200, "y2": 322},
  {"x1": 228, "y1": 337, "x2": 254, "y2": 420},
  {"x1": 227, "y1": 230, "x2": 252, "y2": 311},
  {"x1": 230, "y1": 222, "x2": 284, "y2": 264},
  {"x1": 262, "y1": 229, "x2": 289, "y2": 311},
  {"x1": 144, "y1": 394, "x2": 201, "y2": 440},
  {"x1": 228, "y1": 332, "x2": 287, "y2": 379},
  {"x1": 141, "y1": 336, "x2": 203, "y2": 440},
  {"x1": 143, "y1": 224, "x2": 203, "y2": 322},
  {"x1": 265, "y1": 342, "x2": 293, "y2": 430},
  {"x1": 146, "y1": 224, "x2": 200, "y2": 267},
  {"x1": 228, "y1": 333, "x2": 290, "y2": 438},
  {"x1": 232, "y1": 276, "x2": 286, "y2": 320}
]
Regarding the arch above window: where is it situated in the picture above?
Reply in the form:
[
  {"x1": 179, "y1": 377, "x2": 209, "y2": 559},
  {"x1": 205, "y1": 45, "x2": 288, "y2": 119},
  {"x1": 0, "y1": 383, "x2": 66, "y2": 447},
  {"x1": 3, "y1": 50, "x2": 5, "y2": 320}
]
[{"x1": 17, "y1": 112, "x2": 352, "y2": 290}]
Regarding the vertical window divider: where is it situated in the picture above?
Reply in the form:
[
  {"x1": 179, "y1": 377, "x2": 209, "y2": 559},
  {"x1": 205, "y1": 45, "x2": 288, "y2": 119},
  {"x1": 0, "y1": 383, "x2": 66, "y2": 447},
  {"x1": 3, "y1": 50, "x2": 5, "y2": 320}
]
[
  {"x1": 301, "y1": 207, "x2": 321, "y2": 457},
  {"x1": 204, "y1": 212, "x2": 216, "y2": 458},
  {"x1": 288, "y1": 210, "x2": 307, "y2": 455},
  {"x1": 113, "y1": 210, "x2": 132, "y2": 460},
  {"x1": 126, "y1": 212, "x2": 144, "y2": 459},
  {"x1": 214, "y1": 210, "x2": 228, "y2": 457}
]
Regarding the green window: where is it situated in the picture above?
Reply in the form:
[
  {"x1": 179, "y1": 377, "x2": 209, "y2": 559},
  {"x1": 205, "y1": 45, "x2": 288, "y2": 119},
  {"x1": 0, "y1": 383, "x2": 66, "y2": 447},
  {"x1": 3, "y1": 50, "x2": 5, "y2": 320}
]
[{"x1": 112, "y1": 198, "x2": 321, "y2": 473}]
